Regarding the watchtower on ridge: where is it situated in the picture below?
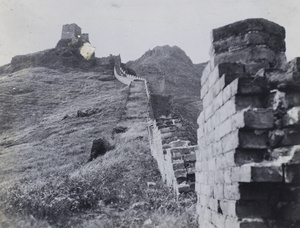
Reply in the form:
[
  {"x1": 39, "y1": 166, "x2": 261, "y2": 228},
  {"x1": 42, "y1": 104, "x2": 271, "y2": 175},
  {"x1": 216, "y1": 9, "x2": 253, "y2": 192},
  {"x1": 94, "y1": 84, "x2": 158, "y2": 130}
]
[{"x1": 61, "y1": 23, "x2": 89, "y2": 43}]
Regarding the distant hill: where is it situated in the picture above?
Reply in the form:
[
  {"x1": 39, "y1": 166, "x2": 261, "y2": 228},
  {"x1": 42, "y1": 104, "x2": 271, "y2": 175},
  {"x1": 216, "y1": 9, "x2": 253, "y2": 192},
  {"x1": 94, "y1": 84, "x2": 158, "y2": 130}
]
[
  {"x1": 0, "y1": 39, "x2": 115, "y2": 74},
  {"x1": 127, "y1": 45, "x2": 207, "y2": 143}
]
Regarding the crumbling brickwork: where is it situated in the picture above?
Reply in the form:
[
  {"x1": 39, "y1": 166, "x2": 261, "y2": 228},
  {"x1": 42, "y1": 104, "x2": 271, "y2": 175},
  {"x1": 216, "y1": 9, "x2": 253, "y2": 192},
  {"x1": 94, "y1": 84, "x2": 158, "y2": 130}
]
[
  {"x1": 196, "y1": 18, "x2": 300, "y2": 228},
  {"x1": 114, "y1": 58, "x2": 196, "y2": 194},
  {"x1": 150, "y1": 116, "x2": 197, "y2": 194}
]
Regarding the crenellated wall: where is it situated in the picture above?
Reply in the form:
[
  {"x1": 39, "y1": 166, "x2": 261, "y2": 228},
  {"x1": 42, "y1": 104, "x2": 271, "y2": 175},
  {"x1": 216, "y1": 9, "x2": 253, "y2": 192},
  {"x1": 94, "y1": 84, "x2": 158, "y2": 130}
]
[{"x1": 196, "y1": 18, "x2": 300, "y2": 228}]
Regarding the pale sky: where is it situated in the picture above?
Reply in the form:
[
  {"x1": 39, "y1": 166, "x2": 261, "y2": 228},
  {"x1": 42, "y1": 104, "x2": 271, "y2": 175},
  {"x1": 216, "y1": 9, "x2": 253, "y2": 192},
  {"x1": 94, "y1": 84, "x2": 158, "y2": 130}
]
[{"x1": 0, "y1": 0, "x2": 300, "y2": 66}]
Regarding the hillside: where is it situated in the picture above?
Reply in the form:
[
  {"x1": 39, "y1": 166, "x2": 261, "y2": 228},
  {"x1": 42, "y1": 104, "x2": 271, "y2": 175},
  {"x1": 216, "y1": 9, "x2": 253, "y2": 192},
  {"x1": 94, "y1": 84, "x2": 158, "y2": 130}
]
[
  {"x1": 0, "y1": 57, "x2": 197, "y2": 227},
  {"x1": 127, "y1": 45, "x2": 207, "y2": 143}
]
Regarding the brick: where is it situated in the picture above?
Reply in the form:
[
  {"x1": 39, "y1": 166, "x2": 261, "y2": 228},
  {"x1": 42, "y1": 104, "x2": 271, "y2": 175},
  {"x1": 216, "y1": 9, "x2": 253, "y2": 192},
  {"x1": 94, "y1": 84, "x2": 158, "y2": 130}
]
[
  {"x1": 222, "y1": 83, "x2": 232, "y2": 104},
  {"x1": 214, "y1": 89, "x2": 224, "y2": 111},
  {"x1": 251, "y1": 166, "x2": 283, "y2": 182},
  {"x1": 212, "y1": 47, "x2": 286, "y2": 70},
  {"x1": 221, "y1": 130, "x2": 239, "y2": 153},
  {"x1": 231, "y1": 166, "x2": 251, "y2": 182},
  {"x1": 171, "y1": 151, "x2": 182, "y2": 160},
  {"x1": 224, "y1": 170, "x2": 231, "y2": 184},
  {"x1": 187, "y1": 167, "x2": 196, "y2": 174},
  {"x1": 239, "y1": 183, "x2": 270, "y2": 200},
  {"x1": 172, "y1": 161, "x2": 185, "y2": 170},
  {"x1": 209, "y1": 198, "x2": 218, "y2": 212},
  {"x1": 208, "y1": 64, "x2": 224, "y2": 90},
  {"x1": 201, "y1": 79, "x2": 210, "y2": 99},
  {"x1": 211, "y1": 17, "x2": 286, "y2": 41},
  {"x1": 270, "y1": 146, "x2": 292, "y2": 159},
  {"x1": 224, "y1": 183, "x2": 240, "y2": 200},
  {"x1": 177, "y1": 183, "x2": 190, "y2": 193},
  {"x1": 284, "y1": 164, "x2": 300, "y2": 183},
  {"x1": 278, "y1": 203, "x2": 300, "y2": 220},
  {"x1": 211, "y1": 108, "x2": 221, "y2": 127},
  {"x1": 212, "y1": 211, "x2": 226, "y2": 228},
  {"x1": 203, "y1": 88, "x2": 214, "y2": 108},
  {"x1": 174, "y1": 169, "x2": 187, "y2": 178},
  {"x1": 201, "y1": 61, "x2": 212, "y2": 86},
  {"x1": 213, "y1": 31, "x2": 285, "y2": 53},
  {"x1": 235, "y1": 95, "x2": 265, "y2": 110},
  {"x1": 214, "y1": 184, "x2": 224, "y2": 199},
  {"x1": 279, "y1": 186, "x2": 300, "y2": 203},
  {"x1": 234, "y1": 149, "x2": 267, "y2": 165},
  {"x1": 282, "y1": 106, "x2": 300, "y2": 127},
  {"x1": 225, "y1": 217, "x2": 240, "y2": 228},
  {"x1": 204, "y1": 103, "x2": 214, "y2": 121},
  {"x1": 207, "y1": 158, "x2": 216, "y2": 171},
  {"x1": 201, "y1": 184, "x2": 214, "y2": 197},
  {"x1": 243, "y1": 108, "x2": 274, "y2": 129},
  {"x1": 244, "y1": 61, "x2": 270, "y2": 75},
  {"x1": 216, "y1": 154, "x2": 226, "y2": 170},
  {"x1": 223, "y1": 151, "x2": 236, "y2": 168},
  {"x1": 169, "y1": 140, "x2": 190, "y2": 148},
  {"x1": 202, "y1": 207, "x2": 212, "y2": 221},
  {"x1": 197, "y1": 112, "x2": 205, "y2": 126},
  {"x1": 172, "y1": 147, "x2": 197, "y2": 154},
  {"x1": 236, "y1": 200, "x2": 273, "y2": 218},
  {"x1": 219, "y1": 97, "x2": 238, "y2": 123},
  {"x1": 238, "y1": 129, "x2": 269, "y2": 149},
  {"x1": 216, "y1": 117, "x2": 233, "y2": 139},
  {"x1": 220, "y1": 200, "x2": 237, "y2": 217},
  {"x1": 281, "y1": 128, "x2": 300, "y2": 146},
  {"x1": 212, "y1": 75, "x2": 226, "y2": 97},
  {"x1": 199, "y1": 195, "x2": 210, "y2": 207},
  {"x1": 240, "y1": 221, "x2": 269, "y2": 228},
  {"x1": 285, "y1": 92, "x2": 300, "y2": 108},
  {"x1": 215, "y1": 170, "x2": 225, "y2": 183}
]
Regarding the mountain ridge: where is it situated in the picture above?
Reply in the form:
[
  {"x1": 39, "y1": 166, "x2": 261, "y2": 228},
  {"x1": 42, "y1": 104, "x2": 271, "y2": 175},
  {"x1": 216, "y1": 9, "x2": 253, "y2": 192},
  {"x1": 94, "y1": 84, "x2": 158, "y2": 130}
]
[{"x1": 127, "y1": 45, "x2": 207, "y2": 143}]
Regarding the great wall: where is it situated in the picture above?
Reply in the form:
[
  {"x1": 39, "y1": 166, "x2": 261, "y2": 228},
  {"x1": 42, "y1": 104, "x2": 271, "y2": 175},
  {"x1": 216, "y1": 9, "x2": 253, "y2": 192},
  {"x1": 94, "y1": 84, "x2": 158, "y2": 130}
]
[{"x1": 112, "y1": 18, "x2": 300, "y2": 228}]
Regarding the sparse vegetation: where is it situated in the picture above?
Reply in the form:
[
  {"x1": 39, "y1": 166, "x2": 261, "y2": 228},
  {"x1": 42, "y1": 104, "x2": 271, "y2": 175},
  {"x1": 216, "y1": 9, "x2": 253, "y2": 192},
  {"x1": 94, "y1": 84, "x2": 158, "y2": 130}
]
[{"x1": 0, "y1": 67, "x2": 197, "y2": 227}]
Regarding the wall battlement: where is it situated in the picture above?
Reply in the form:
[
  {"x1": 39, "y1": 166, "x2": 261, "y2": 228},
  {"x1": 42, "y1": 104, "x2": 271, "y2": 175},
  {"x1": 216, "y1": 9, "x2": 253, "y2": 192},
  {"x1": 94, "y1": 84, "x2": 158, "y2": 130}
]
[{"x1": 197, "y1": 18, "x2": 300, "y2": 228}]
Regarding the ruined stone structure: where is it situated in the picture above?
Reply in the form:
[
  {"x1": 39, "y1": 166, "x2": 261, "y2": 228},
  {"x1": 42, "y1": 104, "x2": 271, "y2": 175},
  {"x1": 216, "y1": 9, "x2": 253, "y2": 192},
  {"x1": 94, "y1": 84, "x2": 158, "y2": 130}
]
[
  {"x1": 150, "y1": 116, "x2": 197, "y2": 194},
  {"x1": 61, "y1": 23, "x2": 89, "y2": 42},
  {"x1": 196, "y1": 18, "x2": 300, "y2": 228},
  {"x1": 114, "y1": 58, "x2": 196, "y2": 194}
]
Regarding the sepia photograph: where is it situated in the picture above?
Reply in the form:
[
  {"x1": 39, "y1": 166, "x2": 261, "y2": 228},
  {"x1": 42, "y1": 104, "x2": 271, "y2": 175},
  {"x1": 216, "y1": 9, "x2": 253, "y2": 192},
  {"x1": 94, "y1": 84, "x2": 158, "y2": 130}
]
[{"x1": 0, "y1": 0, "x2": 300, "y2": 227}]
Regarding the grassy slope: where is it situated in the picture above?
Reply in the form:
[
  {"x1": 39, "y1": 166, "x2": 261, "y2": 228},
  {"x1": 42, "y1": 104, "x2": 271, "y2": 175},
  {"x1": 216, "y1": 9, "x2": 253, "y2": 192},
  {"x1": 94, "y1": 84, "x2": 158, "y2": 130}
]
[{"x1": 0, "y1": 67, "x2": 197, "y2": 227}]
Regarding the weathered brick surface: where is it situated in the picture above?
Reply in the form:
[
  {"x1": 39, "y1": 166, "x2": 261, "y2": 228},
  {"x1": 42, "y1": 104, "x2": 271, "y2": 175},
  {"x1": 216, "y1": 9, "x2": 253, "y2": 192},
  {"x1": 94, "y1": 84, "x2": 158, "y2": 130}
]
[
  {"x1": 149, "y1": 115, "x2": 198, "y2": 194},
  {"x1": 196, "y1": 19, "x2": 300, "y2": 228}
]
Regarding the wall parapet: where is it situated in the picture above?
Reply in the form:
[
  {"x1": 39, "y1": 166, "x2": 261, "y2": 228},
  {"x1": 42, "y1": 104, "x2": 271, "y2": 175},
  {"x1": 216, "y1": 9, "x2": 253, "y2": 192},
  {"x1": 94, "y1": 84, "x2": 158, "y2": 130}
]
[
  {"x1": 196, "y1": 18, "x2": 300, "y2": 228},
  {"x1": 150, "y1": 116, "x2": 197, "y2": 194},
  {"x1": 114, "y1": 56, "x2": 196, "y2": 194}
]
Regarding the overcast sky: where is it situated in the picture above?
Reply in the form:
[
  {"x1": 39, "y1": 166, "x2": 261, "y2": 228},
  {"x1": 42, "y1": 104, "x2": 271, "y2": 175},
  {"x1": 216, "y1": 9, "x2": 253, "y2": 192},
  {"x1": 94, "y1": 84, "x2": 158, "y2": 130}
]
[{"x1": 0, "y1": 0, "x2": 300, "y2": 66}]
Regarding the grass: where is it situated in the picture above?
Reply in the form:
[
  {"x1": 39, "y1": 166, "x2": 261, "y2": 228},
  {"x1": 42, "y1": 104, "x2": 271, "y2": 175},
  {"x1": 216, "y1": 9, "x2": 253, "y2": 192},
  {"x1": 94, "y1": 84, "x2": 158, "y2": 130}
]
[{"x1": 0, "y1": 67, "x2": 197, "y2": 227}]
